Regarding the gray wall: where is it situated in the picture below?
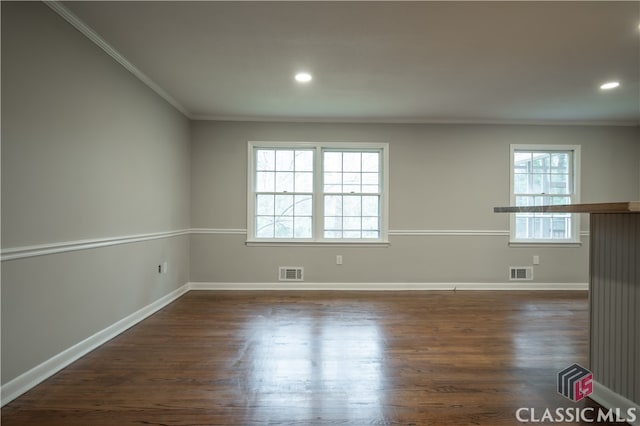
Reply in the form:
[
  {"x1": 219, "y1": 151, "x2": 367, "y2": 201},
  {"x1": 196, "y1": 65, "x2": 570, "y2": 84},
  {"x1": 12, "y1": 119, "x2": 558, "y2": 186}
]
[
  {"x1": 190, "y1": 121, "x2": 639, "y2": 283},
  {"x1": 1, "y1": 2, "x2": 191, "y2": 384}
]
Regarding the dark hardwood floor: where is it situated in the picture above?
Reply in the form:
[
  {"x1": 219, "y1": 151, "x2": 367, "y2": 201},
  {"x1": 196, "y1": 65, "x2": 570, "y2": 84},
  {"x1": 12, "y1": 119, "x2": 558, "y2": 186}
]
[{"x1": 2, "y1": 290, "x2": 615, "y2": 425}]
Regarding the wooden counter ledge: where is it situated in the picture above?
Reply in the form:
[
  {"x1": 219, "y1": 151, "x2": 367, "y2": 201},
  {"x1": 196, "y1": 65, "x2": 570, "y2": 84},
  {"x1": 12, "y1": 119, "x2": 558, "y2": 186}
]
[{"x1": 493, "y1": 201, "x2": 640, "y2": 214}]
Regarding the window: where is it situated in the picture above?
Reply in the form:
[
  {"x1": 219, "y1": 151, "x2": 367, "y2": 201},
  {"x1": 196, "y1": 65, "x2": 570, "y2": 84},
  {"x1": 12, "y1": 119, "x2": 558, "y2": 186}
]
[
  {"x1": 510, "y1": 145, "x2": 580, "y2": 244},
  {"x1": 248, "y1": 142, "x2": 389, "y2": 244}
]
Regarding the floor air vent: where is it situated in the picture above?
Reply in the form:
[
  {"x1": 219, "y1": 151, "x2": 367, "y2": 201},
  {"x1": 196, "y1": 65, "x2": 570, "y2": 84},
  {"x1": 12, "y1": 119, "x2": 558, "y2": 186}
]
[
  {"x1": 279, "y1": 267, "x2": 303, "y2": 281},
  {"x1": 510, "y1": 266, "x2": 533, "y2": 281}
]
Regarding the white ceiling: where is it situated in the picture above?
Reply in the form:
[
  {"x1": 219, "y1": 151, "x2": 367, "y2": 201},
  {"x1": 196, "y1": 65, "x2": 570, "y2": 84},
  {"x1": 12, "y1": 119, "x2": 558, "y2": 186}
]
[{"x1": 60, "y1": 1, "x2": 640, "y2": 125}]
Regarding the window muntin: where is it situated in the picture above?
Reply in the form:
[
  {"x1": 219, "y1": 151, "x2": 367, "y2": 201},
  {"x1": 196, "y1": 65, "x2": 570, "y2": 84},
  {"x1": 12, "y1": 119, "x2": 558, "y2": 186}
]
[
  {"x1": 510, "y1": 145, "x2": 580, "y2": 243},
  {"x1": 248, "y1": 142, "x2": 388, "y2": 243}
]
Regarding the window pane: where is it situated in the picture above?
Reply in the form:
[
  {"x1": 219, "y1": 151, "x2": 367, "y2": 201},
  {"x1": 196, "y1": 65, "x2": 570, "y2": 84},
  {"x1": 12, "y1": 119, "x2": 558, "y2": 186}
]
[
  {"x1": 532, "y1": 153, "x2": 550, "y2": 173},
  {"x1": 344, "y1": 217, "x2": 361, "y2": 230},
  {"x1": 514, "y1": 174, "x2": 529, "y2": 194},
  {"x1": 362, "y1": 172, "x2": 379, "y2": 186},
  {"x1": 362, "y1": 196, "x2": 379, "y2": 216},
  {"x1": 551, "y1": 153, "x2": 569, "y2": 174},
  {"x1": 256, "y1": 194, "x2": 274, "y2": 215},
  {"x1": 550, "y1": 174, "x2": 569, "y2": 194},
  {"x1": 276, "y1": 150, "x2": 294, "y2": 171},
  {"x1": 323, "y1": 172, "x2": 342, "y2": 193},
  {"x1": 343, "y1": 152, "x2": 361, "y2": 172},
  {"x1": 531, "y1": 174, "x2": 548, "y2": 194},
  {"x1": 275, "y1": 195, "x2": 294, "y2": 216},
  {"x1": 516, "y1": 195, "x2": 532, "y2": 206},
  {"x1": 343, "y1": 173, "x2": 361, "y2": 186},
  {"x1": 324, "y1": 184, "x2": 342, "y2": 193},
  {"x1": 343, "y1": 196, "x2": 362, "y2": 216},
  {"x1": 294, "y1": 195, "x2": 312, "y2": 216},
  {"x1": 324, "y1": 152, "x2": 342, "y2": 171},
  {"x1": 343, "y1": 231, "x2": 361, "y2": 238},
  {"x1": 256, "y1": 216, "x2": 274, "y2": 238},
  {"x1": 362, "y1": 153, "x2": 379, "y2": 172},
  {"x1": 514, "y1": 152, "x2": 531, "y2": 172},
  {"x1": 294, "y1": 217, "x2": 312, "y2": 238},
  {"x1": 295, "y1": 172, "x2": 313, "y2": 193},
  {"x1": 274, "y1": 216, "x2": 294, "y2": 238},
  {"x1": 324, "y1": 172, "x2": 342, "y2": 185},
  {"x1": 256, "y1": 172, "x2": 275, "y2": 192},
  {"x1": 324, "y1": 230, "x2": 342, "y2": 238},
  {"x1": 275, "y1": 172, "x2": 294, "y2": 192},
  {"x1": 515, "y1": 215, "x2": 529, "y2": 239},
  {"x1": 256, "y1": 150, "x2": 275, "y2": 171},
  {"x1": 362, "y1": 231, "x2": 379, "y2": 239},
  {"x1": 295, "y1": 150, "x2": 313, "y2": 171},
  {"x1": 324, "y1": 216, "x2": 342, "y2": 230},
  {"x1": 325, "y1": 196, "x2": 342, "y2": 216},
  {"x1": 362, "y1": 217, "x2": 379, "y2": 230}
]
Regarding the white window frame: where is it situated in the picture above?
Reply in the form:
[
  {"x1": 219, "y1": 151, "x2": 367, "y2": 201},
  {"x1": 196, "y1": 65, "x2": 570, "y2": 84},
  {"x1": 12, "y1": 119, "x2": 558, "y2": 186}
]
[
  {"x1": 509, "y1": 144, "x2": 581, "y2": 246},
  {"x1": 247, "y1": 141, "x2": 390, "y2": 246}
]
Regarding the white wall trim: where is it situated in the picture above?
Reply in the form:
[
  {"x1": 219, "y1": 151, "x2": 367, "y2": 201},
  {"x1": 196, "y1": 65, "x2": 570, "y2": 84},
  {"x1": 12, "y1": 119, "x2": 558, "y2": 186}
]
[
  {"x1": 190, "y1": 228, "x2": 247, "y2": 235},
  {"x1": 2, "y1": 228, "x2": 591, "y2": 261},
  {"x1": 189, "y1": 281, "x2": 588, "y2": 291},
  {"x1": 591, "y1": 380, "x2": 640, "y2": 426},
  {"x1": 390, "y1": 229, "x2": 508, "y2": 236},
  {"x1": 43, "y1": 1, "x2": 192, "y2": 118},
  {"x1": 1, "y1": 229, "x2": 191, "y2": 261},
  {"x1": 0, "y1": 283, "x2": 190, "y2": 407}
]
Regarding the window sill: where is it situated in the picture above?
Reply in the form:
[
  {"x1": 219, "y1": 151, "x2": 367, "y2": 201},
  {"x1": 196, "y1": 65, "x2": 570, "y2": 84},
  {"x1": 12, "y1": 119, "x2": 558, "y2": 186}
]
[
  {"x1": 508, "y1": 241, "x2": 582, "y2": 248},
  {"x1": 246, "y1": 240, "x2": 390, "y2": 248}
]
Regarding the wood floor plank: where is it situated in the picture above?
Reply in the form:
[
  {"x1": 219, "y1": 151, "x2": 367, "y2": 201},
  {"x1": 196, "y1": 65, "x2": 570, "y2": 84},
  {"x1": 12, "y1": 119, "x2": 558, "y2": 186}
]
[{"x1": 2, "y1": 291, "x2": 618, "y2": 425}]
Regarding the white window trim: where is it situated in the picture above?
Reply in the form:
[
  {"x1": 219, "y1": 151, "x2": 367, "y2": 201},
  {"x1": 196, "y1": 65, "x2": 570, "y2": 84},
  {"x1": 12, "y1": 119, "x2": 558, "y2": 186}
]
[
  {"x1": 247, "y1": 141, "x2": 390, "y2": 246},
  {"x1": 509, "y1": 144, "x2": 581, "y2": 246}
]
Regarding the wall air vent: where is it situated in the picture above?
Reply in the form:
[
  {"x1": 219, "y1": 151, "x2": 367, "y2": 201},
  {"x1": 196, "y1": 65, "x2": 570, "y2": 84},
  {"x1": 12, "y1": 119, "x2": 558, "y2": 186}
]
[
  {"x1": 510, "y1": 266, "x2": 533, "y2": 281},
  {"x1": 279, "y1": 267, "x2": 303, "y2": 282}
]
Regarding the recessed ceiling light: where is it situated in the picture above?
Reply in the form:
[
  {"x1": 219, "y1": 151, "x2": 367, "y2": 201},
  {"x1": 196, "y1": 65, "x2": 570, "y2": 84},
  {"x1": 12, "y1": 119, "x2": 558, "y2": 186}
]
[
  {"x1": 295, "y1": 72, "x2": 312, "y2": 83},
  {"x1": 600, "y1": 81, "x2": 620, "y2": 90}
]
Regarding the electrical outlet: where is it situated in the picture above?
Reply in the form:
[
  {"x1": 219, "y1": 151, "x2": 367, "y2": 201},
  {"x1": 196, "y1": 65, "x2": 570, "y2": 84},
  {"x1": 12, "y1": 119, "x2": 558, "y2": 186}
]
[
  {"x1": 533, "y1": 255, "x2": 540, "y2": 265},
  {"x1": 336, "y1": 255, "x2": 343, "y2": 265}
]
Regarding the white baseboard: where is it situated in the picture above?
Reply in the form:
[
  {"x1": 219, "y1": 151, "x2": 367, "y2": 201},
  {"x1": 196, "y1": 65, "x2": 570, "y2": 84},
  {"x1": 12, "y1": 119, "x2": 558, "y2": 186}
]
[
  {"x1": 1, "y1": 283, "x2": 189, "y2": 407},
  {"x1": 188, "y1": 282, "x2": 588, "y2": 291},
  {"x1": 591, "y1": 381, "x2": 640, "y2": 426}
]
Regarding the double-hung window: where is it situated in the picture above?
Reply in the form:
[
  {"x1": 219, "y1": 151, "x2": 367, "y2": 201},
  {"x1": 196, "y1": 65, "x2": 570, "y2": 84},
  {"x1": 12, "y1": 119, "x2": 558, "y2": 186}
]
[
  {"x1": 248, "y1": 142, "x2": 389, "y2": 244},
  {"x1": 510, "y1": 144, "x2": 581, "y2": 244}
]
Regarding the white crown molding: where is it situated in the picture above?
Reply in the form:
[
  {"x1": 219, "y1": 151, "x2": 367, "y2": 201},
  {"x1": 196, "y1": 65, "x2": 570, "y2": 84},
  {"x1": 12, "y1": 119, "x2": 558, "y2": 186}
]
[
  {"x1": 191, "y1": 114, "x2": 640, "y2": 127},
  {"x1": 1, "y1": 229, "x2": 191, "y2": 261},
  {"x1": 189, "y1": 281, "x2": 588, "y2": 291},
  {"x1": 43, "y1": 1, "x2": 192, "y2": 119},
  {"x1": 0, "y1": 283, "x2": 190, "y2": 407}
]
